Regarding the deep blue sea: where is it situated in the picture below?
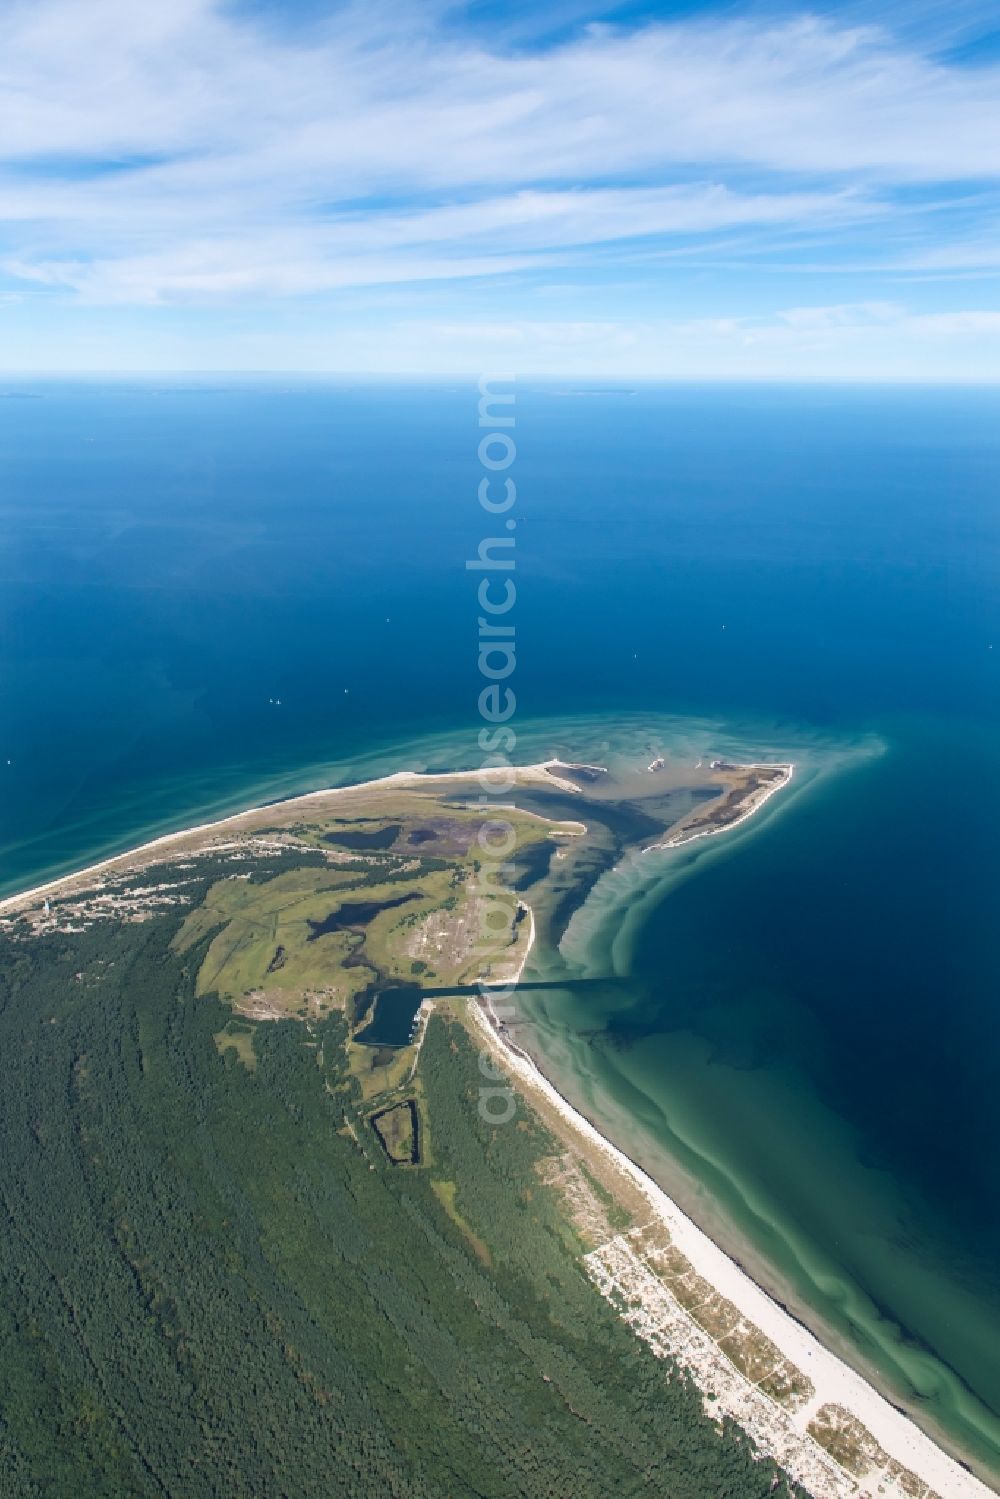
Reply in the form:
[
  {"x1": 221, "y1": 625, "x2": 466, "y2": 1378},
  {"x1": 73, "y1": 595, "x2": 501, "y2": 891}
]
[{"x1": 1, "y1": 377, "x2": 998, "y2": 1476}]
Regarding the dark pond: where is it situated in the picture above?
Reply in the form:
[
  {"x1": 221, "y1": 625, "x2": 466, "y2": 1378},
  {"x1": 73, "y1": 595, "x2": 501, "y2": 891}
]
[
  {"x1": 323, "y1": 823, "x2": 402, "y2": 850},
  {"x1": 306, "y1": 891, "x2": 420, "y2": 939}
]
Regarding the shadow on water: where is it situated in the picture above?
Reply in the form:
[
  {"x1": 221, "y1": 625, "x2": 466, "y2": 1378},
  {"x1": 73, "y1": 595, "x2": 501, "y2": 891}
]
[{"x1": 354, "y1": 976, "x2": 634, "y2": 1049}]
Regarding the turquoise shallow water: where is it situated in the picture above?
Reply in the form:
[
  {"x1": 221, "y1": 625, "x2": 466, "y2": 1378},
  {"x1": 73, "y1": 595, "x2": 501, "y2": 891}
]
[
  {"x1": 1, "y1": 378, "x2": 998, "y2": 1479},
  {"x1": 511, "y1": 715, "x2": 1000, "y2": 1480}
]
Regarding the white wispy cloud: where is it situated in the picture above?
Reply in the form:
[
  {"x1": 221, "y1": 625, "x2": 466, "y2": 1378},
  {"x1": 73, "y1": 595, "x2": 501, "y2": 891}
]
[
  {"x1": 351, "y1": 303, "x2": 1000, "y2": 379},
  {"x1": 777, "y1": 302, "x2": 903, "y2": 329},
  {"x1": 0, "y1": 0, "x2": 998, "y2": 306},
  {"x1": 0, "y1": 0, "x2": 998, "y2": 375},
  {"x1": 3, "y1": 3, "x2": 1000, "y2": 182},
  {"x1": 0, "y1": 183, "x2": 875, "y2": 301}
]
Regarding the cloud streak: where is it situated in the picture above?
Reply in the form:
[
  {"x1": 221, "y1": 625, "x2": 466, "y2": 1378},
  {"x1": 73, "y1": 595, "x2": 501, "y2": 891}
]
[
  {"x1": 0, "y1": 182, "x2": 876, "y2": 301},
  {"x1": 0, "y1": 0, "x2": 998, "y2": 372}
]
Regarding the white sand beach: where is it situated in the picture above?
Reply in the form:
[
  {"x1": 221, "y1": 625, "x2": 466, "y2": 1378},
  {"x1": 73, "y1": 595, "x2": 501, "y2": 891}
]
[{"x1": 467, "y1": 992, "x2": 993, "y2": 1499}]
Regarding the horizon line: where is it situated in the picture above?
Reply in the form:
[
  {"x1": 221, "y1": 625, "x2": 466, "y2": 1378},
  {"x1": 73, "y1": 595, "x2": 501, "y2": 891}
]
[{"x1": 2, "y1": 370, "x2": 1000, "y2": 387}]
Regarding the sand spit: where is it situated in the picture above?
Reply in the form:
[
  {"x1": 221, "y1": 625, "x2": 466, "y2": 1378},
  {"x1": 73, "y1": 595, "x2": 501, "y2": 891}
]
[
  {"x1": 653, "y1": 762, "x2": 795, "y2": 851},
  {"x1": 0, "y1": 759, "x2": 586, "y2": 918}
]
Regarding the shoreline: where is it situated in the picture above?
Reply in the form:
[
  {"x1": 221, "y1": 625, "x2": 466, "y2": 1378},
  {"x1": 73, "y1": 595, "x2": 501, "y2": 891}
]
[
  {"x1": 467, "y1": 990, "x2": 994, "y2": 1499},
  {"x1": 0, "y1": 759, "x2": 586, "y2": 917}
]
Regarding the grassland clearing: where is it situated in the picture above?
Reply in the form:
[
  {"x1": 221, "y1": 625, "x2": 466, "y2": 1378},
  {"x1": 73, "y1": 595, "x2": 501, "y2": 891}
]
[
  {"x1": 213, "y1": 1023, "x2": 257, "y2": 1071},
  {"x1": 430, "y1": 1178, "x2": 492, "y2": 1265},
  {"x1": 170, "y1": 796, "x2": 560, "y2": 1037}
]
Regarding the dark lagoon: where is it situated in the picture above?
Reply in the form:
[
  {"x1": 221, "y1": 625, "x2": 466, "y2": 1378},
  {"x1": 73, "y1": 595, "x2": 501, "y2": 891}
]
[{"x1": 355, "y1": 987, "x2": 425, "y2": 1049}]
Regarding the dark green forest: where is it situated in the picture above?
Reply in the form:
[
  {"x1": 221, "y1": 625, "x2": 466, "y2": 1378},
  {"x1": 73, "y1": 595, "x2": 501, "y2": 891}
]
[{"x1": 0, "y1": 861, "x2": 809, "y2": 1497}]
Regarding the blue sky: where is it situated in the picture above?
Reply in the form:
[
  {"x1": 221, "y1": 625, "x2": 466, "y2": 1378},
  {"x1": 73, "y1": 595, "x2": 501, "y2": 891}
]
[{"x1": 1, "y1": 0, "x2": 999, "y2": 376}]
